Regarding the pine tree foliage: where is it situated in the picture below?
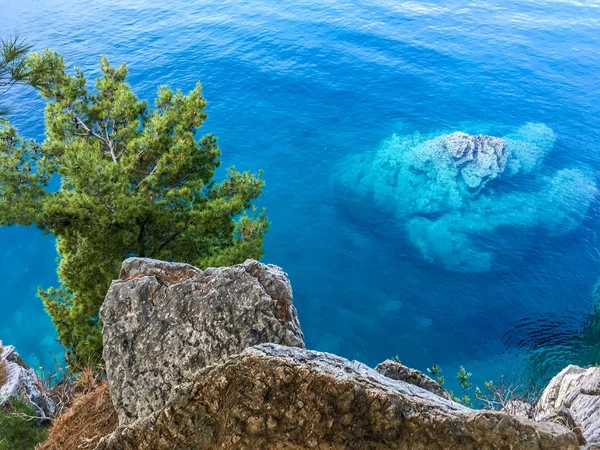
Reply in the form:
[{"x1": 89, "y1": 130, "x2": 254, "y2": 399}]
[
  {"x1": 0, "y1": 36, "x2": 55, "y2": 115},
  {"x1": 0, "y1": 51, "x2": 268, "y2": 363}
]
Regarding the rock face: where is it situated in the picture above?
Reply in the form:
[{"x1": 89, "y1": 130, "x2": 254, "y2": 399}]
[
  {"x1": 0, "y1": 342, "x2": 55, "y2": 418},
  {"x1": 97, "y1": 344, "x2": 578, "y2": 450},
  {"x1": 100, "y1": 258, "x2": 305, "y2": 425},
  {"x1": 375, "y1": 359, "x2": 453, "y2": 401},
  {"x1": 536, "y1": 365, "x2": 600, "y2": 447},
  {"x1": 94, "y1": 258, "x2": 580, "y2": 449}
]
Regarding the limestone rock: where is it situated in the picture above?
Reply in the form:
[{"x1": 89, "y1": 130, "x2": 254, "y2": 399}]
[
  {"x1": 100, "y1": 258, "x2": 305, "y2": 425},
  {"x1": 96, "y1": 344, "x2": 577, "y2": 450},
  {"x1": 375, "y1": 359, "x2": 452, "y2": 400},
  {"x1": 0, "y1": 341, "x2": 55, "y2": 418},
  {"x1": 536, "y1": 364, "x2": 600, "y2": 446}
]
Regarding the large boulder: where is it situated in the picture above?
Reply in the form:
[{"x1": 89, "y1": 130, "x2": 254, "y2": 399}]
[
  {"x1": 97, "y1": 344, "x2": 578, "y2": 450},
  {"x1": 536, "y1": 365, "x2": 600, "y2": 447},
  {"x1": 100, "y1": 258, "x2": 305, "y2": 425},
  {"x1": 0, "y1": 341, "x2": 55, "y2": 418}
]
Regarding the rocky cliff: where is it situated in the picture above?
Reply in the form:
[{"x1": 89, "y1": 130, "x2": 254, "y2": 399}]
[
  {"x1": 89, "y1": 258, "x2": 579, "y2": 449},
  {"x1": 535, "y1": 365, "x2": 600, "y2": 448},
  {"x1": 97, "y1": 343, "x2": 577, "y2": 450},
  {"x1": 5, "y1": 258, "x2": 600, "y2": 449}
]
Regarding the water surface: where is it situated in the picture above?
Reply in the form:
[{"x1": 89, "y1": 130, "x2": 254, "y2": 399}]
[{"x1": 1, "y1": 0, "x2": 599, "y2": 388}]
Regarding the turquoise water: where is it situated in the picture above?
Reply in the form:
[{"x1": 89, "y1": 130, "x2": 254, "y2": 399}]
[{"x1": 1, "y1": 0, "x2": 600, "y2": 388}]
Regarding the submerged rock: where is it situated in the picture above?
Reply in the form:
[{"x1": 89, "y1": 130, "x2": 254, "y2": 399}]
[
  {"x1": 335, "y1": 123, "x2": 597, "y2": 272},
  {"x1": 0, "y1": 341, "x2": 55, "y2": 418},
  {"x1": 97, "y1": 344, "x2": 578, "y2": 450},
  {"x1": 536, "y1": 364, "x2": 600, "y2": 447},
  {"x1": 505, "y1": 122, "x2": 556, "y2": 175},
  {"x1": 101, "y1": 258, "x2": 304, "y2": 425}
]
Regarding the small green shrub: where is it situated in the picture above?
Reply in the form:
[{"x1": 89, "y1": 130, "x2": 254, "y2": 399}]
[
  {"x1": 387, "y1": 357, "x2": 538, "y2": 412},
  {"x1": 0, "y1": 398, "x2": 48, "y2": 450},
  {"x1": 427, "y1": 365, "x2": 445, "y2": 386}
]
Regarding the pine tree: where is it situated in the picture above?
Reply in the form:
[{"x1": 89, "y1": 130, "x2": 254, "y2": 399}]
[{"x1": 0, "y1": 51, "x2": 268, "y2": 364}]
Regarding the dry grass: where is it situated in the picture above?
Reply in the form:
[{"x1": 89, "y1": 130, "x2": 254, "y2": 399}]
[
  {"x1": 0, "y1": 344, "x2": 7, "y2": 388},
  {"x1": 0, "y1": 360, "x2": 7, "y2": 388},
  {"x1": 38, "y1": 355, "x2": 105, "y2": 419},
  {"x1": 37, "y1": 381, "x2": 117, "y2": 450}
]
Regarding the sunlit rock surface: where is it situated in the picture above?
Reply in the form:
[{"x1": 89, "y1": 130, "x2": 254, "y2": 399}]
[
  {"x1": 335, "y1": 123, "x2": 597, "y2": 272},
  {"x1": 97, "y1": 344, "x2": 578, "y2": 450},
  {"x1": 101, "y1": 257, "x2": 305, "y2": 425},
  {"x1": 536, "y1": 365, "x2": 600, "y2": 448},
  {"x1": 0, "y1": 341, "x2": 55, "y2": 418}
]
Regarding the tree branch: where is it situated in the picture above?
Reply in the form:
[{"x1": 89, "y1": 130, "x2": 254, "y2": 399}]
[{"x1": 70, "y1": 111, "x2": 118, "y2": 163}]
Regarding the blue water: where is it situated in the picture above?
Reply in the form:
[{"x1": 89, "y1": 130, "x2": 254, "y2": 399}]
[{"x1": 1, "y1": 0, "x2": 600, "y2": 389}]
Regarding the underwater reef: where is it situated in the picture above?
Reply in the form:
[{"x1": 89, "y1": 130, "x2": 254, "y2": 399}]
[{"x1": 335, "y1": 123, "x2": 598, "y2": 272}]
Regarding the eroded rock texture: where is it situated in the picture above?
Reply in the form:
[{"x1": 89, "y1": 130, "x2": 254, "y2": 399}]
[
  {"x1": 97, "y1": 344, "x2": 577, "y2": 450},
  {"x1": 436, "y1": 132, "x2": 508, "y2": 190},
  {"x1": 375, "y1": 359, "x2": 452, "y2": 401},
  {"x1": 0, "y1": 341, "x2": 55, "y2": 417},
  {"x1": 536, "y1": 365, "x2": 600, "y2": 448},
  {"x1": 100, "y1": 258, "x2": 304, "y2": 425}
]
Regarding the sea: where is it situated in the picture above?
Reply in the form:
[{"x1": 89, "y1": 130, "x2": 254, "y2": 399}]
[{"x1": 1, "y1": 0, "x2": 600, "y2": 392}]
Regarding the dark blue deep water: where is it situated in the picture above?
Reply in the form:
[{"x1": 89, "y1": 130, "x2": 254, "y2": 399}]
[{"x1": 1, "y1": 0, "x2": 600, "y2": 390}]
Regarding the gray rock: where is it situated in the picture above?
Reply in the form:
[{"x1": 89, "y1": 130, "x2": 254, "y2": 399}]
[
  {"x1": 555, "y1": 405, "x2": 586, "y2": 445},
  {"x1": 375, "y1": 359, "x2": 453, "y2": 401},
  {"x1": 0, "y1": 341, "x2": 55, "y2": 418},
  {"x1": 100, "y1": 258, "x2": 305, "y2": 425},
  {"x1": 536, "y1": 364, "x2": 600, "y2": 446},
  {"x1": 97, "y1": 344, "x2": 578, "y2": 450}
]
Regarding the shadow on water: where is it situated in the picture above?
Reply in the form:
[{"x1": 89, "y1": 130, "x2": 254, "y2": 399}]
[{"x1": 502, "y1": 301, "x2": 600, "y2": 386}]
